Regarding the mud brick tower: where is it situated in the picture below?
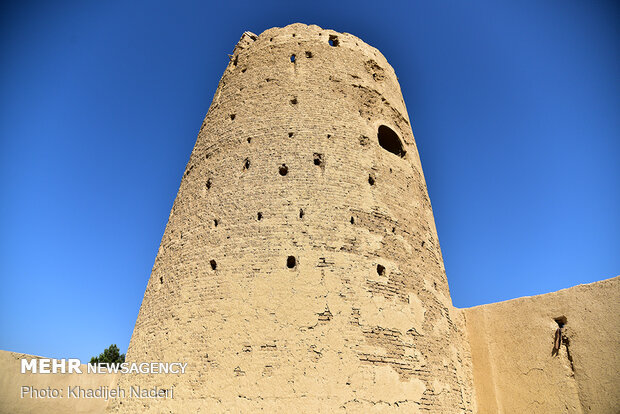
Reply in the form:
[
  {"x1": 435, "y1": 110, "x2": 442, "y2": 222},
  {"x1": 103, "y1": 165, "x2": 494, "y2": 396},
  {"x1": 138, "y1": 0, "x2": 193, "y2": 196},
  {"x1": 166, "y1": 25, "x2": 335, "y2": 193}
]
[{"x1": 108, "y1": 23, "x2": 475, "y2": 412}]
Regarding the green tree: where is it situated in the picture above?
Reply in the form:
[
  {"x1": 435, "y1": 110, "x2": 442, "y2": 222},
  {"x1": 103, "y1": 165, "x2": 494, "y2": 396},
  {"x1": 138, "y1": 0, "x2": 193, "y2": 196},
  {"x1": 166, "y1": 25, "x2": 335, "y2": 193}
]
[{"x1": 89, "y1": 344, "x2": 125, "y2": 366}]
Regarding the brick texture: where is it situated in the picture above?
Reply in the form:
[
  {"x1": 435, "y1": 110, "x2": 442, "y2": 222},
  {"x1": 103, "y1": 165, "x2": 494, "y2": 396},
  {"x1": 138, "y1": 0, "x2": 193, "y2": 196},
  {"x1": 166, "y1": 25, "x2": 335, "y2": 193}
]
[{"x1": 107, "y1": 23, "x2": 475, "y2": 413}]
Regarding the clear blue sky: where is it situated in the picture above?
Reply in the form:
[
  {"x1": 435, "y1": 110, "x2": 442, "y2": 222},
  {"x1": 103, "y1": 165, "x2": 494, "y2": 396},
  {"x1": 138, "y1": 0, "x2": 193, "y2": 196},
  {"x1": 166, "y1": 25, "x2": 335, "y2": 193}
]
[{"x1": 1, "y1": 0, "x2": 618, "y2": 362}]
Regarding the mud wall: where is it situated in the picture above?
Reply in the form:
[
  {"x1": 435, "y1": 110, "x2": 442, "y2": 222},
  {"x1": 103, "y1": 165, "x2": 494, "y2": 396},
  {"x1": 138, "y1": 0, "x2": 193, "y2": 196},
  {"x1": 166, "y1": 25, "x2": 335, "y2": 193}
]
[
  {"x1": 464, "y1": 276, "x2": 620, "y2": 414},
  {"x1": 0, "y1": 350, "x2": 115, "y2": 414}
]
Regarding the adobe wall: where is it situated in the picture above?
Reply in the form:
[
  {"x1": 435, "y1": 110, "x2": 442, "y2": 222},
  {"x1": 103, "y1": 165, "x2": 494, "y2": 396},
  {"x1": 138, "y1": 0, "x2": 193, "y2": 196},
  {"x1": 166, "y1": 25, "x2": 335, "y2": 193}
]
[
  {"x1": 107, "y1": 23, "x2": 475, "y2": 413},
  {"x1": 464, "y1": 275, "x2": 620, "y2": 413},
  {"x1": 0, "y1": 350, "x2": 115, "y2": 414}
]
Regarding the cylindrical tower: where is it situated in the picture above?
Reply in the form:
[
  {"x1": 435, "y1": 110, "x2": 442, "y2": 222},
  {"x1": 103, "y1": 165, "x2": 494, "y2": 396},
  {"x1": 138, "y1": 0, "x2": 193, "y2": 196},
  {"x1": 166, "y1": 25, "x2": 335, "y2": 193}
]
[{"x1": 109, "y1": 23, "x2": 474, "y2": 413}]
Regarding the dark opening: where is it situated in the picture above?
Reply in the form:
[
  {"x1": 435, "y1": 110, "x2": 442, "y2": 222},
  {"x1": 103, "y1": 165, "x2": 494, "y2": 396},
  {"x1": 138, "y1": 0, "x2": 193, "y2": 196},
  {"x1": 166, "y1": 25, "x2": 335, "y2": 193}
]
[
  {"x1": 230, "y1": 114, "x2": 236, "y2": 121},
  {"x1": 241, "y1": 68, "x2": 247, "y2": 73},
  {"x1": 288, "y1": 132, "x2": 294, "y2": 138},
  {"x1": 287, "y1": 256, "x2": 297, "y2": 269},
  {"x1": 160, "y1": 276, "x2": 164, "y2": 284},
  {"x1": 377, "y1": 125, "x2": 406, "y2": 157},
  {"x1": 327, "y1": 134, "x2": 331, "y2": 139},
  {"x1": 313, "y1": 153, "x2": 324, "y2": 167},
  {"x1": 243, "y1": 158, "x2": 250, "y2": 169},
  {"x1": 210, "y1": 260, "x2": 217, "y2": 270},
  {"x1": 328, "y1": 35, "x2": 339, "y2": 47},
  {"x1": 299, "y1": 208, "x2": 304, "y2": 219},
  {"x1": 257, "y1": 212, "x2": 262, "y2": 220},
  {"x1": 247, "y1": 137, "x2": 252, "y2": 143},
  {"x1": 290, "y1": 54, "x2": 296, "y2": 63},
  {"x1": 554, "y1": 316, "x2": 567, "y2": 328},
  {"x1": 290, "y1": 97, "x2": 297, "y2": 105},
  {"x1": 279, "y1": 164, "x2": 288, "y2": 176},
  {"x1": 368, "y1": 175, "x2": 375, "y2": 186},
  {"x1": 377, "y1": 264, "x2": 385, "y2": 276},
  {"x1": 552, "y1": 316, "x2": 568, "y2": 357},
  {"x1": 214, "y1": 219, "x2": 218, "y2": 227},
  {"x1": 206, "y1": 178, "x2": 212, "y2": 189},
  {"x1": 350, "y1": 216, "x2": 355, "y2": 224},
  {"x1": 305, "y1": 51, "x2": 313, "y2": 58}
]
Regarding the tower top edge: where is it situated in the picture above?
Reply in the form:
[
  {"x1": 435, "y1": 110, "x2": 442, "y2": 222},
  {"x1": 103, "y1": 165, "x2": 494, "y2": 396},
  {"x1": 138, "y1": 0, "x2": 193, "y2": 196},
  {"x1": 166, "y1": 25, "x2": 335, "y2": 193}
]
[{"x1": 233, "y1": 23, "x2": 394, "y2": 72}]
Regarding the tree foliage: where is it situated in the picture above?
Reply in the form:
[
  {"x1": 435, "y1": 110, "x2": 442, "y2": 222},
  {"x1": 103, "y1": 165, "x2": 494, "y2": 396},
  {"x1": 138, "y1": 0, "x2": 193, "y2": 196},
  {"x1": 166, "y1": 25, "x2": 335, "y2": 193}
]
[{"x1": 89, "y1": 344, "x2": 125, "y2": 366}]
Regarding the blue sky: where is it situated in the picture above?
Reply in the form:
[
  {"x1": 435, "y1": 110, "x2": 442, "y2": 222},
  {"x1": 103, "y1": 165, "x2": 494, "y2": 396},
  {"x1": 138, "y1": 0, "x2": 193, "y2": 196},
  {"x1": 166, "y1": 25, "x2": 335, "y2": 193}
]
[{"x1": 1, "y1": 0, "x2": 618, "y2": 362}]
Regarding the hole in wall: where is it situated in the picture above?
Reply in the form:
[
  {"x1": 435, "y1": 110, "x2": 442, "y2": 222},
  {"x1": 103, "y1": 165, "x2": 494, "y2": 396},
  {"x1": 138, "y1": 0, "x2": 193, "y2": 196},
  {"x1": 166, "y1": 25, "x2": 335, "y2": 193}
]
[
  {"x1": 376, "y1": 264, "x2": 385, "y2": 276},
  {"x1": 243, "y1": 158, "x2": 250, "y2": 170},
  {"x1": 206, "y1": 178, "x2": 212, "y2": 189},
  {"x1": 313, "y1": 153, "x2": 324, "y2": 167},
  {"x1": 160, "y1": 276, "x2": 164, "y2": 284},
  {"x1": 329, "y1": 35, "x2": 339, "y2": 47},
  {"x1": 279, "y1": 164, "x2": 288, "y2": 176},
  {"x1": 350, "y1": 217, "x2": 355, "y2": 224},
  {"x1": 327, "y1": 134, "x2": 331, "y2": 139},
  {"x1": 368, "y1": 174, "x2": 375, "y2": 186},
  {"x1": 290, "y1": 54, "x2": 296, "y2": 63},
  {"x1": 214, "y1": 219, "x2": 219, "y2": 227},
  {"x1": 257, "y1": 212, "x2": 263, "y2": 221},
  {"x1": 287, "y1": 256, "x2": 297, "y2": 269},
  {"x1": 552, "y1": 316, "x2": 568, "y2": 357},
  {"x1": 247, "y1": 137, "x2": 252, "y2": 143},
  {"x1": 230, "y1": 114, "x2": 236, "y2": 121},
  {"x1": 554, "y1": 316, "x2": 567, "y2": 328},
  {"x1": 290, "y1": 97, "x2": 297, "y2": 105},
  {"x1": 378, "y1": 125, "x2": 406, "y2": 157},
  {"x1": 210, "y1": 260, "x2": 217, "y2": 270},
  {"x1": 241, "y1": 68, "x2": 247, "y2": 73},
  {"x1": 288, "y1": 132, "x2": 294, "y2": 138},
  {"x1": 306, "y1": 51, "x2": 313, "y2": 58},
  {"x1": 299, "y1": 208, "x2": 304, "y2": 219}
]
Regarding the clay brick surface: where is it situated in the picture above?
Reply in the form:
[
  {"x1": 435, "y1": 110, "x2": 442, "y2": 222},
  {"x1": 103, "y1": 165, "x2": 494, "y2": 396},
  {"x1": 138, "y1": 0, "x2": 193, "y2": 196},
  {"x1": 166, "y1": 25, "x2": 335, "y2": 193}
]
[{"x1": 108, "y1": 24, "x2": 475, "y2": 412}]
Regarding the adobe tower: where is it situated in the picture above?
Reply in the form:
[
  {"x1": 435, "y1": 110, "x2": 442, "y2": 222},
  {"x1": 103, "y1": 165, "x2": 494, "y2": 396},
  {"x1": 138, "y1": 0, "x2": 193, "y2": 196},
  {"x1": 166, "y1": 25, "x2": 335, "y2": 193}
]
[{"x1": 109, "y1": 23, "x2": 475, "y2": 412}]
